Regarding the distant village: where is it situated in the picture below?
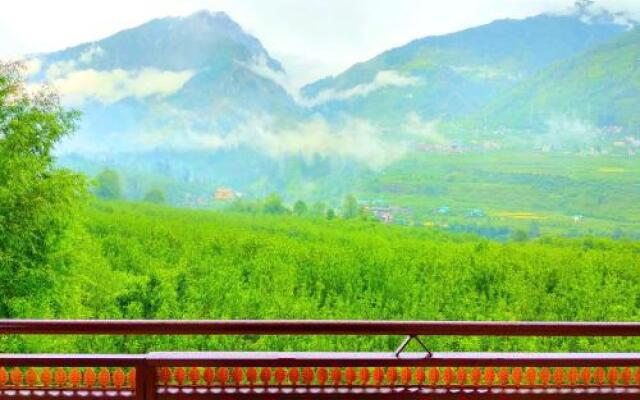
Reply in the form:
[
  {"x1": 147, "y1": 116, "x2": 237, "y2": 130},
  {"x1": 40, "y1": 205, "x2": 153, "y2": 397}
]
[
  {"x1": 182, "y1": 186, "x2": 242, "y2": 208},
  {"x1": 414, "y1": 130, "x2": 640, "y2": 156},
  {"x1": 181, "y1": 186, "x2": 589, "y2": 233}
]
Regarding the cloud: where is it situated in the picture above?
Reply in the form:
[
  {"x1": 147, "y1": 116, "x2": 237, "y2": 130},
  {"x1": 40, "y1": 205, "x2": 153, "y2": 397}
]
[
  {"x1": 234, "y1": 117, "x2": 407, "y2": 168},
  {"x1": 24, "y1": 58, "x2": 42, "y2": 76},
  {"x1": 402, "y1": 112, "x2": 447, "y2": 144},
  {"x1": 78, "y1": 44, "x2": 105, "y2": 64},
  {"x1": 565, "y1": 0, "x2": 639, "y2": 27},
  {"x1": 244, "y1": 54, "x2": 423, "y2": 107},
  {"x1": 304, "y1": 70, "x2": 422, "y2": 106},
  {"x1": 539, "y1": 116, "x2": 602, "y2": 150},
  {"x1": 46, "y1": 67, "x2": 195, "y2": 104},
  {"x1": 120, "y1": 113, "x2": 413, "y2": 169},
  {"x1": 243, "y1": 54, "x2": 302, "y2": 101},
  {"x1": 45, "y1": 60, "x2": 78, "y2": 79}
]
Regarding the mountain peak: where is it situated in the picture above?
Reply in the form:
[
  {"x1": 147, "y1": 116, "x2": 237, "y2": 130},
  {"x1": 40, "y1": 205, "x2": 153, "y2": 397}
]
[
  {"x1": 185, "y1": 10, "x2": 234, "y2": 24},
  {"x1": 36, "y1": 7, "x2": 283, "y2": 75},
  {"x1": 179, "y1": 10, "x2": 245, "y2": 35}
]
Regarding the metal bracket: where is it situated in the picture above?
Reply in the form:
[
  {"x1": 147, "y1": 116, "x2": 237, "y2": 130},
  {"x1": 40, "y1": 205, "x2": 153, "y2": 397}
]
[{"x1": 394, "y1": 334, "x2": 432, "y2": 358}]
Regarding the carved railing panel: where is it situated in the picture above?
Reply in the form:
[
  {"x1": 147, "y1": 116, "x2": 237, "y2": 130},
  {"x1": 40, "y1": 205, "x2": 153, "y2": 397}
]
[{"x1": 2, "y1": 320, "x2": 640, "y2": 399}]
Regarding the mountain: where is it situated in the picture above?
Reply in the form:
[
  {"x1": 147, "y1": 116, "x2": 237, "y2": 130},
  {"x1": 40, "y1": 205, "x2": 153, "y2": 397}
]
[
  {"x1": 30, "y1": 10, "x2": 300, "y2": 153},
  {"x1": 25, "y1": 8, "x2": 638, "y2": 204},
  {"x1": 301, "y1": 13, "x2": 626, "y2": 128},
  {"x1": 481, "y1": 27, "x2": 640, "y2": 131}
]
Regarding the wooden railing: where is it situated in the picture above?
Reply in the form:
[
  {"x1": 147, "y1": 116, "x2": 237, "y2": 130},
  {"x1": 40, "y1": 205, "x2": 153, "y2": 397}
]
[{"x1": 1, "y1": 320, "x2": 640, "y2": 399}]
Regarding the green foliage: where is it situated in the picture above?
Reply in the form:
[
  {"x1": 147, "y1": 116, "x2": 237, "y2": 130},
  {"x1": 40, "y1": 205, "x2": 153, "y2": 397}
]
[
  {"x1": 0, "y1": 62, "x2": 86, "y2": 317},
  {"x1": 311, "y1": 202, "x2": 327, "y2": 217},
  {"x1": 360, "y1": 152, "x2": 640, "y2": 238},
  {"x1": 483, "y1": 27, "x2": 640, "y2": 130},
  {"x1": 94, "y1": 168, "x2": 122, "y2": 200},
  {"x1": 4, "y1": 201, "x2": 639, "y2": 353},
  {"x1": 341, "y1": 194, "x2": 359, "y2": 219},
  {"x1": 326, "y1": 208, "x2": 336, "y2": 220},
  {"x1": 262, "y1": 193, "x2": 288, "y2": 215},
  {"x1": 143, "y1": 188, "x2": 166, "y2": 204},
  {"x1": 293, "y1": 200, "x2": 308, "y2": 216},
  {"x1": 228, "y1": 198, "x2": 260, "y2": 213},
  {"x1": 511, "y1": 229, "x2": 530, "y2": 242},
  {"x1": 116, "y1": 275, "x2": 164, "y2": 318}
]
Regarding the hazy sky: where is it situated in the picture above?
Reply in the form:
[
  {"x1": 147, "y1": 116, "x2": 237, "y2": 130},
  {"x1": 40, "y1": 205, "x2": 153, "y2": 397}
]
[{"x1": 1, "y1": 0, "x2": 638, "y2": 86}]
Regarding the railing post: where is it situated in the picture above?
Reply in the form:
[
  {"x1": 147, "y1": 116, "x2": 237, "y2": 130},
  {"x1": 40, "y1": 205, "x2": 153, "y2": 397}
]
[{"x1": 136, "y1": 359, "x2": 156, "y2": 400}]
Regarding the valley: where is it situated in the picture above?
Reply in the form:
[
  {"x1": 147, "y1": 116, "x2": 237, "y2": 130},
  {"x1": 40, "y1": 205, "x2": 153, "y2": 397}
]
[{"x1": 21, "y1": 6, "x2": 637, "y2": 241}]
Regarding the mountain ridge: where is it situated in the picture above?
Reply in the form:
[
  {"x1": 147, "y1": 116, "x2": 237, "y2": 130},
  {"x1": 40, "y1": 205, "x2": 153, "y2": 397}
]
[
  {"x1": 478, "y1": 26, "x2": 640, "y2": 131},
  {"x1": 30, "y1": 10, "x2": 300, "y2": 154},
  {"x1": 300, "y1": 13, "x2": 627, "y2": 128}
]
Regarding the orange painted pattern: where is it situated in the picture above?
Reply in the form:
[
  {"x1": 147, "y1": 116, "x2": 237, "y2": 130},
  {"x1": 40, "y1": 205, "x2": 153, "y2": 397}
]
[
  {"x1": 0, "y1": 367, "x2": 136, "y2": 389},
  {"x1": 146, "y1": 366, "x2": 640, "y2": 387},
  {"x1": 2, "y1": 365, "x2": 640, "y2": 390}
]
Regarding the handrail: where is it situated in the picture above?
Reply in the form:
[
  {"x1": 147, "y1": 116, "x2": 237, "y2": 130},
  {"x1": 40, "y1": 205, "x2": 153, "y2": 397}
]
[
  {"x1": 3, "y1": 352, "x2": 640, "y2": 367},
  {"x1": 3, "y1": 321, "x2": 640, "y2": 400},
  {"x1": 1, "y1": 320, "x2": 640, "y2": 336}
]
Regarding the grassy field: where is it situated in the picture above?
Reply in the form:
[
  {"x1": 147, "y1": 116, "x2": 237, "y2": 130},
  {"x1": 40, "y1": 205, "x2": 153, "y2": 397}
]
[
  {"x1": 3, "y1": 201, "x2": 639, "y2": 354},
  {"x1": 359, "y1": 151, "x2": 640, "y2": 237}
]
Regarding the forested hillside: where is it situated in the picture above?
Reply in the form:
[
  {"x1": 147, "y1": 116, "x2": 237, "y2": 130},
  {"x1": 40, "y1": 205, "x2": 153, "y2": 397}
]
[
  {"x1": 4, "y1": 201, "x2": 640, "y2": 353},
  {"x1": 302, "y1": 14, "x2": 624, "y2": 126},
  {"x1": 484, "y1": 27, "x2": 640, "y2": 130}
]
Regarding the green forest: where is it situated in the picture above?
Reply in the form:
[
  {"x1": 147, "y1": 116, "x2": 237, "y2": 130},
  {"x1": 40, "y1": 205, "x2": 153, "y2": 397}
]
[{"x1": 1, "y1": 60, "x2": 640, "y2": 355}]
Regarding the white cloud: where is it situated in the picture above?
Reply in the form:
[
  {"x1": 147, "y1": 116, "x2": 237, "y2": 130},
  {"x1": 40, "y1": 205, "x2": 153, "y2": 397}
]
[
  {"x1": 24, "y1": 58, "x2": 42, "y2": 76},
  {"x1": 125, "y1": 113, "x2": 416, "y2": 169},
  {"x1": 402, "y1": 112, "x2": 447, "y2": 144},
  {"x1": 46, "y1": 68, "x2": 195, "y2": 104},
  {"x1": 539, "y1": 116, "x2": 602, "y2": 149},
  {"x1": 78, "y1": 44, "x2": 105, "y2": 64},
  {"x1": 46, "y1": 60, "x2": 80, "y2": 79},
  {"x1": 245, "y1": 54, "x2": 423, "y2": 106},
  {"x1": 305, "y1": 70, "x2": 422, "y2": 106},
  {"x1": 235, "y1": 117, "x2": 406, "y2": 168},
  {"x1": 243, "y1": 55, "x2": 301, "y2": 101}
]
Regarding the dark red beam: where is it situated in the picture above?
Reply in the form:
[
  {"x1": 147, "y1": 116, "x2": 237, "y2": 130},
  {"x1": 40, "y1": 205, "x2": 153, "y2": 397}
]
[
  {"x1": 145, "y1": 351, "x2": 640, "y2": 367},
  {"x1": 4, "y1": 351, "x2": 640, "y2": 367},
  {"x1": 2, "y1": 320, "x2": 640, "y2": 336},
  {"x1": 0, "y1": 354, "x2": 146, "y2": 367}
]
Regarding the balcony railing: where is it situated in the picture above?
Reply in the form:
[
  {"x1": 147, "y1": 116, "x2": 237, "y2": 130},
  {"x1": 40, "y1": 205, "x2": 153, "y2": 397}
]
[{"x1": 1, "y1": 320, "x2": 640, "y2": 399}]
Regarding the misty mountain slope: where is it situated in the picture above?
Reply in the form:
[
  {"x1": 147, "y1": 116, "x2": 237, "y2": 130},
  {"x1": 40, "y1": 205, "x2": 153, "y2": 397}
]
[
  {"x1": 302, "y1": 14, "x2": 626, "y2": 126},
  {"x1": 36, "y1": 11, "x2": 282, "y2": 73},
  {"x1": 30, "y1": 10, "x2": 300, "y2": 153},
  {"x1": 481, "y1": 27, "x2": 640, "y2": 130}
]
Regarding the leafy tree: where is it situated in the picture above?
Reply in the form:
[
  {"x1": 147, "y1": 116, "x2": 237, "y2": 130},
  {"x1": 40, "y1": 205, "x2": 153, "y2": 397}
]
[
  {"x1": 341, "y1": 194, "x2": 360, "y2": 219},
  {"x1": 116, "y1": 275, "x2": 163, "y2": 318},
  {"x1": 94, "y1": 168, "x2": 122, "y2": 200},
  {"x1": 293, "y1": 200, "x2": 308, "y2": 216},
  {"x1": 228, "y1": 198, "x2": 260, "y2": 213},
  {"x1": 143, "y1": 187, "x2": 166, "y2": 204},
  {"x1": 0, "y1": 62, "x2": 86, "y2": 316},
  {"x1": 511, "y1": 229, "x2": 529, "y2": 242},
  {"x1": 263, "y1": 193, "x2": 287, "y2": 215},
  {"x1": 311, "y1": 201, "x2": 327, "y2": 217},
  {"x1": 326, "y1": 208, "x2": 336, "y2": 220}
]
